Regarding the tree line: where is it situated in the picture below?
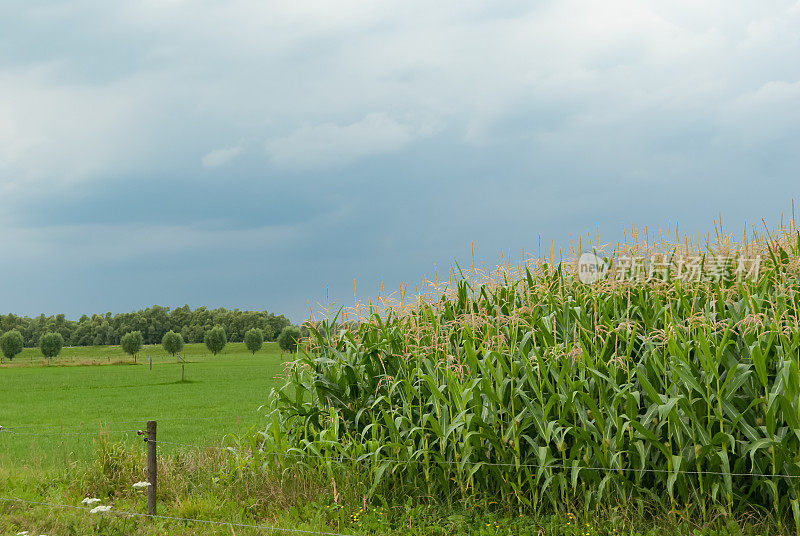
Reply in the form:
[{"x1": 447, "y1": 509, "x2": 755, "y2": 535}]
[
  {"x1": 0, "y1": 305, "x2": 292, "y2": 348},
  {"x1": 1, "y1": 323, "x2": 303, "y2": 363}
]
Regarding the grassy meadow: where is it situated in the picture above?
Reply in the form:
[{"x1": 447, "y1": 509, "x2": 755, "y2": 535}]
[
  {"x1": 4, "y1": 220, "x2": 800, "y2": 536},
  {"x1": 0, "y1": 342, "x2": 285, "y2": 467}
]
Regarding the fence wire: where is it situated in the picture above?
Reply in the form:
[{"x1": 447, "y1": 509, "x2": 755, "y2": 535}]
[
  {"x1": 0, "y1": 413, "x2": 262, "y2": 431},
  {"x1": 146, "y1": 438, "x2": 800, "y2": 480},
  {"x1": 0, "y1": 428, "x2": 141, "y2": 437},
  {"x1": 0, "y1": 496, "x2": 355, "y2": 536},
  {"x1": 3, "y1": 422, "x2": 799, "y2": 481}
]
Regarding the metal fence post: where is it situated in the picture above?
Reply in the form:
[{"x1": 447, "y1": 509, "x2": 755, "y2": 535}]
[{"x1": 146, "y1": 420, "x2": 157, "y2": 516}]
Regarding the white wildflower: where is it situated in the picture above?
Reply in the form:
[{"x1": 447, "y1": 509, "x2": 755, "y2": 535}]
[
  {"x1": 132, "y1": 481, "x2": 151, "y2": 489},
  {"x1": 81, "y1": 497, "x2": 101, "y2": 505},
  {"x1": 90, "y1": 505, "x2": 112, "y2": 514},
  {"x1": 16, "y1": 532, "x2": 28, "y2": 535}
]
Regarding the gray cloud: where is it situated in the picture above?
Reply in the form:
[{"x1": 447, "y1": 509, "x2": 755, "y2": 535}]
[
  {"x1": 265, "y1": 113, "x2": 438, "y2": 168},
  {"x1": 202, "y1": 145, "x2": 243, "y2": 168},
  {"x1": 0, "y1": 0, "x2": 798, "y2": 319}
]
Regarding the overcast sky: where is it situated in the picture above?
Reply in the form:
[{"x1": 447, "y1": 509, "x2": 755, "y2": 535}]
[{"x1": 1, "y1": 1, "x2": 799, "y2": 321}]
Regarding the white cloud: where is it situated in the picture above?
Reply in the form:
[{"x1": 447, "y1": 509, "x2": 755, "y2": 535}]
[
  {"x1": 265, "y1": 113, "x2": 428, "y2": 168},
  {"x1": 0, "y1": 64, "x2": 150, "y2": 195},
  {"x1": 1, "y1": 0, "x2": 799, "y2": 186},
  {"x1": 202, "y1": 145, "x2": 242, "y2": 167},
  {"x1": 720, "y1": 80, "x2": 800, "y2": 145}
]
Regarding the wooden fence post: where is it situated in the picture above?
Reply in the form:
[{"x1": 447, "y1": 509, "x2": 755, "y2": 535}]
[{"x1": 146, "y1": 420, "x2": 157, "y2": 516}]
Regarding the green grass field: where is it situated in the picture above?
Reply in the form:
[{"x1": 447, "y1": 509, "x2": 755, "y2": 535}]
[{"x1": 0, "y1": 342, "x2": 285, "y2": 468}]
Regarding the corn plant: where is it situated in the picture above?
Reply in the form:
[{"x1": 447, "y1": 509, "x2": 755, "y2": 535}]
[{"x1": 262, "y1": 221, "x2": 800, "y2": 529}]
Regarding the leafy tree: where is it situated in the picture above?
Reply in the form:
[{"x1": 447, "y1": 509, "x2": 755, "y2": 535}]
[
  {"x1": 267, "y1": 315, "x2": 291, "y2": 341},
  {"x1": 277, "y1": 325, "x2": 301, "y2": 355},
  {"x1": 40, "y1": 332, "x2": 64, "y2": 363},
  {"x1": 244, "y1": 328, "x2": 263, "y2": 355},
  {"x1": 0, "y1": 329, "x2": 24, "y2": 362},
  {"x1": 162, "y1": 330, "x2": 184, "y2": 360},
  {"x1": 261, "y1": 324, "x2": 277, "y2": 342},
  {"x1": 204, "y1": 325, "x2": 227, "y2": 355},
  {"x1": 93, "y1": 321, "x2": 113, "y2": 346},
  {"x1": 121, "y1": 331, "x2": 144, "y2": 363}
]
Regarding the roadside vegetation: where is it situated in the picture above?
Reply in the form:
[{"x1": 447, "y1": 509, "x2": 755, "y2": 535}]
[{"x1": 3, "y1": 438, "x2": 780, "y2": 536}]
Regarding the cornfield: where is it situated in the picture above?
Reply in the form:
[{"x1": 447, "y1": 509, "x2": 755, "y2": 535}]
[{"x1": 262, "y1": 220, "x2": 800, "y2": 527}]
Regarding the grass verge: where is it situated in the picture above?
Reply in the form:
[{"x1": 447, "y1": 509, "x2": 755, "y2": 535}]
[{"x1": 0, "y1": 437, "x2": 788, "y2": 535}]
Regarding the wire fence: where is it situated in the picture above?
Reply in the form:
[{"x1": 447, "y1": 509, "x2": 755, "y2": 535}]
[
  {"x1": 0, "y1": 428, "x2": 141, "y2": 437},
  {"x1": 3, "y1": 421, "x2": 800, "y2": 479},
  {"x1": 0, "y1": 421, "x2": 359, "y2": 535},
  {"x1": 3, "y1": 419, "x2": 800, "y2": 535},
  {"x1": 0, "y1": 413, "x2": 262, "y2": 430},
  {"x1": 148, "y1": 438, "x2": 800, "y2": 480}
]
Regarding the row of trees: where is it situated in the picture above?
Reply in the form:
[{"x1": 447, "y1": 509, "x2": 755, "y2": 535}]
[
  {"x1": 0, "y1": 324, "x2": 303, "y2": 363},
  {"x1": 0, "y1": 305, "x2": 291, "y2": 348},
  {"x1": 0, "y1": 329, "x2": 64, "y2": 364}
]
